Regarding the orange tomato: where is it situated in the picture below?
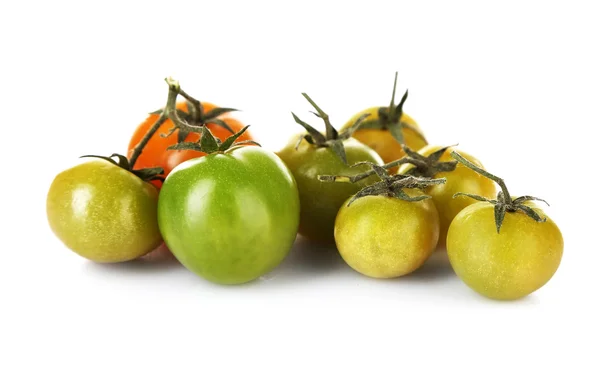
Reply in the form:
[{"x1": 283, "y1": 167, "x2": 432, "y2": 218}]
[{"x1": 127, "y1": 101, "x2": 253, "y2": 188}]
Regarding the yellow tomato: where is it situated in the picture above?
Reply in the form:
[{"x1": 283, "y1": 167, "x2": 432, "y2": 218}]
[
  {"x1": 334, "y1": 191, "x2": 439, "y2": 278},
  {"x1": 398, "y1": 146, "x2": 497, "y2": 247},
  {"x1": 447, "y1": 201, "x2": 563, "y2": 300}
]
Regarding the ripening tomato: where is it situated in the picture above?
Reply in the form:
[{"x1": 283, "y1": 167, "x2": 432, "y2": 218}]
[
  {"x1": 334, "y1": 191, "x2": 439, "y2": 278},
  {"x1": 127, "y1": 101, "x2": 253, "y2": 188},
  {"x1": 47, "y1": 159, "x2": 162, "y2": 263},
  {"x1": 447, "y1": 201, "x2": 563, "y2": 300},
  {"x1": 343, "y1": 110, "x2": 426, "y2": 167},
  {"x1": 397, "y1": 146, "x2": 497, "y2": 246},
  {"x1": 340, "y1": 73, "x2": 427, "y2": 170},
  {"x1": 158, "y1": 146, "x2": 300, "y2": 285},
  {"x1": 277, "y1": 136, "x2": 382, "y2": 244}
]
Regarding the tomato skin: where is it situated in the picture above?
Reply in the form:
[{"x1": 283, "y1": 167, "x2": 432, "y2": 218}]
[
  {"x1": 157, "y1": 146, "x2": 300, "y2": 285},
  {"x1": 447, "y1": 201, "x2": 563, "y2": 300},
  {"x1": 334, "y1": 191, "x2": 439, "y2": 278},
  {"x1": 398, "y1": 146, "x2": 497, "y2": 247},
  {"x1": 127, "y1": 101, "x2": 253, "y2": 188},
  {"x1": 342, "y1": 108, "x2": 426, "y2": 170},
  {"x1": 46, "y1": 159, "x2": 162, "y2": 263},
  {"x1": 277, "y1": 136, "x2": 383, "y2": 244}
]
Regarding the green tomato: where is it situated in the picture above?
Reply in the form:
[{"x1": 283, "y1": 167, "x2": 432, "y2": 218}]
[
  {"x1": 277, "y1": 136, "x2": 383, "y2": 244},
  {"x1": 447, "y1": 201, "x2": 563, "y2": 300},
  {"x1": 158, "y1": 146, "x2": 300, "y2": 285},
  {"x1": 46, "y1": 159, "x2": 162, "y2": 263},
  {"x1": 334, "y1": 191, "x2": 440, "y2": 278}
]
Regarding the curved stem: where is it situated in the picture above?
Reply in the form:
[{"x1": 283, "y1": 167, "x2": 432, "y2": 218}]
[
  {"x1": 129, "y1": 78, "x2": 181, "y2": 168},
  {"x1": 450, "y1": 151, "x2": 512, "y2": 205},
  {"x1": 320, "y1": 156, "x2": 415, "y2": 183}
]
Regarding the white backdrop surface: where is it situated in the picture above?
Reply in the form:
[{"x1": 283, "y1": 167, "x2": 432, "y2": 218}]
[{"x1": 1, "y1": 1, "x2": 598, "y2": 376}]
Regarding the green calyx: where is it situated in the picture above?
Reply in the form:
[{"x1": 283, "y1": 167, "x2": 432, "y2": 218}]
[
  {"x1": 81, "y1": 153, "x2": 164, "y2": 182},
  {"x1": 358, "y1": 72, "x2": 427, "y2": 146},
  {"x1": 319, "y1": 162, "x2": 445, "y2": 206},
  {"x1": 399, "y1": 145, "x2": 458, "y2": 178},
  {"x1": 450, "y1": 151, "x2": 549, "y2": 233},
  {"x1": 168, "y1": 124, "x2": 259, "y2": 154},
  {"x1": 292, "y1": 93, "x2": 368, "y2": 164}
]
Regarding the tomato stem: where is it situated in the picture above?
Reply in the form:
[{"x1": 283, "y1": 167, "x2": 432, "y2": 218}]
[
  {"x1": 319, "y1": 161, "x2": 446, "y2": 205},
  {"x1": 129, "y1": 78, "x2": 181, "y2": 168},
  {"x1": 178, "y1": 87, "x2": 204, "y2": 122},
  {"x1": 388, "y1": 72, "x2": 398, "y2": 117},
  {"x1": 318, "y1": 153, "x2": 433, "y2": 183},
  {"x1": 450, "y1": 151, "x2": 512, "y2": 205},
  {"x1": 358, "y1": 72, "x2": 427, "y2": 145},
  {"x1": 450, "y1": 151, "x2": 550, "y2": 233},
  {"x1": 301, "y1": 93, "x2": 337, "y2": 140},
  {"x1": 292, "y1": 93, "x2": 369, "y2": 164}
]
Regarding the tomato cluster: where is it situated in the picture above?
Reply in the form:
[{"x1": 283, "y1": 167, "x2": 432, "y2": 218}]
[{"x1": 46, "y1": 74, "x2": 563, "y2": 300}]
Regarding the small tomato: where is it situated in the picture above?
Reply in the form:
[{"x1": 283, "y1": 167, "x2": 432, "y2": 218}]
[
  {"x1": 446, "y1": 152, "x2": 563, "y2": 300},
  {"x1": 47, "y1": 158, "x2": 162, "y2": 263}
]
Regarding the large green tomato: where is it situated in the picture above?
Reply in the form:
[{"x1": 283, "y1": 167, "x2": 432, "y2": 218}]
[
  {"x1": 334, "y1": 191, "x2": 439, "y2": 278},
  {"x1": 447, "y1": 201, "x2": 563, "y2": 300},
  {"x1": 277, "y1": 136, "x2": 383, "y2": 244},
  {"x1": 158, "y1": 146, "x2": 300, "y2": 285},
  {"x1": 46, "y1": 159, "x2": 162, "y2": 263}
]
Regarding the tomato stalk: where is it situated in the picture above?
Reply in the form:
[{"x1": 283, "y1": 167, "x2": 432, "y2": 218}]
[
  {"x1": 318, "y1": 145, "x2": 455, "y2": 184},
  {"x1": 291, "y1": 93, "x2": 370, "y2": 164},
  {"x1": 319, "y1": 161, "x2": 446, "y2": 206},
  {"x1": 129, "y1": 78, "x2": 181, "y2": 169},
  {"x1": 450, "y1": 151, "x2": 549, "y2": 233},
  {"x1": 357, "y1": 72, "x2": 427, "y2": 145},
  {"x1": 81, "y1": 78, "x2": 184, "y2": 182}
]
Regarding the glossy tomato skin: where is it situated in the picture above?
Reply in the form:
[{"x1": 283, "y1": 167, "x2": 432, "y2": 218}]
[
  {"x1": 342, "y1": 108, "x2": 426, "y2": 169},
  {"x1": 398, "y1": 146, "x2": 497, "y2": 247},
  {"x1": 334, "y1": 191, "x2": 439, "y2": 278},
  {"x1": 157, "y1": 146, "x2": 300, "y2": 285},
  {"x1": 277, "y1": 136, "x2": 383, "y2": 244},
  {"x1": 447, "y1": 201, "x2": 563, "y2": 300},
  {"x1": 46, "y1": 159, "x2": 162, "y2": 263},
  {"x1": 127, "y1": 101, "x2": 253, "y2": 188}
]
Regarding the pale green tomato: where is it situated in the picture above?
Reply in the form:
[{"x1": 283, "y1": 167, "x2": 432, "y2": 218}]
[
  {"x1": 447, "y1": 201, "x2": 563, "y2": 300},
  {"x1": 47, "y1": 159, "x2": 162, "y2": 263}
]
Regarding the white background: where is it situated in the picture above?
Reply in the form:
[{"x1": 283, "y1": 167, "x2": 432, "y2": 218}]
[{"x1": 2, "y1": 1, "x2": 599, "y2": 376}]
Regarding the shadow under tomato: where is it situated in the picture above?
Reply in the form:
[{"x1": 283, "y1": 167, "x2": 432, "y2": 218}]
[
  {"x1": 398, "y1": 248, "x2": 457, "y2": 282},
  {"x1": 259, "y1": 236, "x2": 348, "y2": 283},
  {"x1": 83, "y1": 243, "x2": 183, "y2": 275}
]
